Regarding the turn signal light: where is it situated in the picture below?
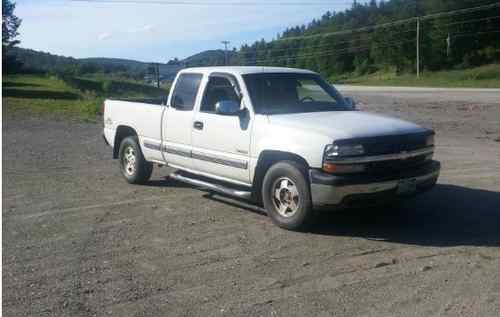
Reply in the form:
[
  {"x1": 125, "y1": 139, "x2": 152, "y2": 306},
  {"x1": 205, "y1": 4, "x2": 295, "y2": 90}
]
[{"x1": 322, "y1": 162, "x2": 366, "y2": 174}]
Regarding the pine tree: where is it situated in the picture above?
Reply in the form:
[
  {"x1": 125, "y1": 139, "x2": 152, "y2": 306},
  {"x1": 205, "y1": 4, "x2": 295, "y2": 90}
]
[{"x1": 3, "y1": 0, "x2": 21, "y2": 48}]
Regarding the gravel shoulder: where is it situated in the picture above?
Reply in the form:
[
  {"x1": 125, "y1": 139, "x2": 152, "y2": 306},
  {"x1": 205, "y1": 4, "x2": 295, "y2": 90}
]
[{"x1": 3, "y1": 90, "x2": 500, "y2": 316}]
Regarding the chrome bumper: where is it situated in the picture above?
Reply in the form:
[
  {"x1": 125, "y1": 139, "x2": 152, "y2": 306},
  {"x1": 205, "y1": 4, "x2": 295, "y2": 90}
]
[{"x1": 309, "y1": 161, "x2": 441, "y2": 208}]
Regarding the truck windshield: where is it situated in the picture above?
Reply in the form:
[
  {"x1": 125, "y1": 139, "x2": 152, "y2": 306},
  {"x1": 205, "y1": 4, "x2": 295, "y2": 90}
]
[{"x1": 243, "y1": 73, "x2": 348, "y2": 115}]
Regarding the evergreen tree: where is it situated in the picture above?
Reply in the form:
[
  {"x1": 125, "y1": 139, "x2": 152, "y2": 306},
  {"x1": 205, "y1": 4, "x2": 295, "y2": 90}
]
[
  {"x1": 236, "y1": 0, "x2": 500, "y2": 77},
  {"x1": 2, "y1": 0, "x2": 21, "y2": 48},
  {"x1": 3, "y1": 0, "x2": 22, "y2": 73}
]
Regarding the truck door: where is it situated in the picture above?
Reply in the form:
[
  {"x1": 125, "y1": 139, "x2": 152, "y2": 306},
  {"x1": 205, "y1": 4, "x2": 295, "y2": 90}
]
[
  {"x1": 162, "y1": 73, "x2": 203, "y2": 169},
  {"x1": 191, "y1": 73, "x2": 252, "y2": 185}
]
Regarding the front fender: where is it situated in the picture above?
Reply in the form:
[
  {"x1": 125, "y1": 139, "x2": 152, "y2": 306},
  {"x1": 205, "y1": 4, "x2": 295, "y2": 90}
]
[{"x1": 250, "y1": 116, "x2": 331, "y2": 179}]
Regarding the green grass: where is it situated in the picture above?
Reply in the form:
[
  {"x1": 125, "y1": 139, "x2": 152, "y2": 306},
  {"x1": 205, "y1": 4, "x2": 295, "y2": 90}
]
[
  {"x1": 2, "y1": 74, "x2": 169, "y2": 120},
  {"x1": 331, "y1": 64, "x2": 500, "y2": 88}
]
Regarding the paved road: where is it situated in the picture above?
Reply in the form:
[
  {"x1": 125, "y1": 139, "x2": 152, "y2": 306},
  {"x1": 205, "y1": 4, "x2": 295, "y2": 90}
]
[
  {"x1": 3, "y1": 91, "x2": 500, "y2": 316},
  {"x1": 337, "y1": 85, "x2": 500, "y2": 92},
  {"x1": 337, "y1": 85, "x2": 500, "y2": 105}
]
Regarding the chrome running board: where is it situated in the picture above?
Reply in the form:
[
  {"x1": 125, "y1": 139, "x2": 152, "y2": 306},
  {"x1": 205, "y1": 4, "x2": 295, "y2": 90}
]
[{"x1": 169, "y1": 172, "x2": 252, "y2": 200}]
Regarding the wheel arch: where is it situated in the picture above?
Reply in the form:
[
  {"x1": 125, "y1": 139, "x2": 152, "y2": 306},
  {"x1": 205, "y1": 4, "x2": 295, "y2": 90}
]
[
  {"x1": 113, "y1": 125, "x2": 139, "y2": 159},
  {"x1": 252, "y1": 150, "x2": 310, "y2": 203}
]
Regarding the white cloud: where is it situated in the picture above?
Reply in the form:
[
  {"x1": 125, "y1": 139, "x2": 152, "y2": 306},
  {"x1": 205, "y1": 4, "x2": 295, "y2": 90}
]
[
  {"x1": 98, "y1": 32, "x2": 112, "y2": 41},
  {"x1": 141, "y1": 24, "x2": 154, "y2": 32},
  {"x1": 16, "y1": 1, "x2": 356, "y2": 60},
  {"x1": 128, "y1": 24, "x2": 154, "y2": 34}
]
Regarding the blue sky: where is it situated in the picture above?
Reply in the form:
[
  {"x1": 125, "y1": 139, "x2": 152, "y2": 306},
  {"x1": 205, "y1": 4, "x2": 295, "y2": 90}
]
[{"x1": 16, "y1": 0, "x2": 359, "y2": 62}]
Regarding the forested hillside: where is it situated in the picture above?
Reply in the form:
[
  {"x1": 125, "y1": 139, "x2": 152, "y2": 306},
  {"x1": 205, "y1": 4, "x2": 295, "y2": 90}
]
[
  {"x1": 8, "y1": 47, "x2": 148, "y2": 79},
  {"x1": 236, "y1": 0, "x2": 500, "y2": 78},
  {"x1": 183, "y1": 49, "x2": 237, "y2": 66},
  {"x1": 6, "y1": 47, "x2": 231, "y2": 79},
  {"x1": 4, "y1": 0, "x2": 500, "y2": 84}
]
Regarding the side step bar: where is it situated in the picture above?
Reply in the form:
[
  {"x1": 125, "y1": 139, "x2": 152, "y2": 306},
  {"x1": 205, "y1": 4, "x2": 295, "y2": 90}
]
[{"x1": 169, "y1": 172, "x2": 252, "y2": 200}]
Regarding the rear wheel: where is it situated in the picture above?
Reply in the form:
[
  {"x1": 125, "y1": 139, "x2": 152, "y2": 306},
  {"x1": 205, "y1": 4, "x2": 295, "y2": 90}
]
[
  {"x1": 262, "y1": 161, "x2": 315, "y2": 231},
  {"x1": 119, "y1": 136, "x2": 153, "y2": 184}
]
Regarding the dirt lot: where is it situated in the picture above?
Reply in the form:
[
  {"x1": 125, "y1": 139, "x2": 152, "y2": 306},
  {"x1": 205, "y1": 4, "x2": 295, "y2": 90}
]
[{"x1": 3, "y1": 88, "x2": 500, "y2": 316}]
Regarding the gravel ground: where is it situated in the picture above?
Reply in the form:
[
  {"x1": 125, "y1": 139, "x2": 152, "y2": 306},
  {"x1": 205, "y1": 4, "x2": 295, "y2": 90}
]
[{"x1": 3, "y1": 89, "x2": 500, "y2": 316}]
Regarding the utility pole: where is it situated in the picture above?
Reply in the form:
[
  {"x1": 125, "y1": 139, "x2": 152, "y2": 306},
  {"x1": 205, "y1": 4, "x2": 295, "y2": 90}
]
[
  {"x1": 156, "y1": 63, "x2": 160, "y2": 88},
  {"x1": 415, "y1": 0, "x2": 421, "y2": 78},
  {"x1": 416, "y1": 18, "x2": 420, "y2": 78},
  {"x1": 221, "y1": 40, "x2": 230, "y2": 66},
  {"x1": 446, "y1": 33, "x2": 451, "y2": 57}
]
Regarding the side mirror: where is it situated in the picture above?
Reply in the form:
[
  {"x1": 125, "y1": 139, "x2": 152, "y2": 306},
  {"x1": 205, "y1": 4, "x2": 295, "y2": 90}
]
[
  {"x1": 344, "y1": 97, "x2": 357, "y2": 110},
  {"x1": 215, "y1": 100, "x2": 242, "y2": 116}
]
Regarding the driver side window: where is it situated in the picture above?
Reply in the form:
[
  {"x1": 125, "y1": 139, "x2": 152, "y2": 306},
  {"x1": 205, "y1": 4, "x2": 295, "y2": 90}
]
[
  {"x1": 297, "y1": 79, "x2": 337, "y2": 103},
  {"x1": 201, "y1": 77, "x2": 240, "y2": 113}
]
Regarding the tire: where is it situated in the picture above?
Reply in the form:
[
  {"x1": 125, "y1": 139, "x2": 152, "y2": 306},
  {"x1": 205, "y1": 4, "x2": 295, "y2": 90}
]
[
  {"x1": 262, "y1": 161, "x2": 315, "y2": 231},
  {"x1": 118, "y1": 136, "x2": 153, "y2": 184}
]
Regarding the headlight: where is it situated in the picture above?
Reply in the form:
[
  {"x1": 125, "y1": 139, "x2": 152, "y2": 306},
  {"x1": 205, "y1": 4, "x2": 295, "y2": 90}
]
[
  {"x1": 324, "y1": 144, "x2": 365, "y2": 158},
  {"x1": 425, "y1": 134, "x2": 435, "y2": 147},
  {"x1": 323, "y1": 143, "x2": 366, "y2": 174}
]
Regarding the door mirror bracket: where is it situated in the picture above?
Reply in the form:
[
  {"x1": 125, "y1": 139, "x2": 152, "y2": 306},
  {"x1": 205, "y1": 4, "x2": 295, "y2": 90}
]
[{"x1": 344, "y1": 97, "x2": 357, "y2": 110}]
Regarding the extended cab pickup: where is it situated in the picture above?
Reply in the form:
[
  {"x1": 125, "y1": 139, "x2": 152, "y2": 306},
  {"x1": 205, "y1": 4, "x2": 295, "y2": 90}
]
[{"x1": 103, "y1": 67, "x2": 440, "y2": 230}]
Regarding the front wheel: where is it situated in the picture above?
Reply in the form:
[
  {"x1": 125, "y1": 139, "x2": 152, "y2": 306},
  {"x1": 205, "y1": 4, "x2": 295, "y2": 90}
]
[
  {"x1": 118, "y1": 136, "x2": 153, "y2": 184},
  {"x1": 262, "y1": 161, "x2": 315, "y2": 231}
]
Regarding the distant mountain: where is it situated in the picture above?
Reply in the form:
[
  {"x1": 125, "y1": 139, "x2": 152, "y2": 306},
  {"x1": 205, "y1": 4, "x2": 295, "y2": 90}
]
[
  {"x1": 6, "y1": 48, "x2": 236, "y2": 79},
  {"x1": 81, "y1": 50, "x2": 235, "y2": 70},
  {"x1": 80, "y1": 57, "x2": 150, "y2": 72},
  {"x1": 182, "y1": 49, "x2": 237, "y2": 66},
  {"x1": 9, "y1": 47, "x2": 80, "y2": 73},
  {"x1": 81, "y1": 57, "x2": 183, "y2": 80},
  {"x1": 8, "y1": 47, "x2": 151, "y2": 78}
]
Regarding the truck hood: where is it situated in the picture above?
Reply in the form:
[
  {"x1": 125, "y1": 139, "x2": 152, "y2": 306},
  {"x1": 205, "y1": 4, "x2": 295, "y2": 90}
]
[{"x1": 267, "y1": 111, "x2": 427, "y2": 140}]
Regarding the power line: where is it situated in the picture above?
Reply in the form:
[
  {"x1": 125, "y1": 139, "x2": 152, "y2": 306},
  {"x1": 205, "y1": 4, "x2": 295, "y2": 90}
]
[
  {"x1": 250, "y1": 37, "x2": 417, "y2": 64},
  {"x1": 245, "y1": 13, "x2": 500, "y2": 57},
  {"x1": 242, "y1": 12, "x2": 500, "y2": 66},
  {"x1": 254, "y1": 11, "x2": 500, "y2": 57},
  {"x1": 427, "y1": 27, "x2": 500, "y2": 40},
  {"x1": 72, "y1": 0, "x2": 355, "y2": 5},
  {"x1": 453, "y1": 28, "x2": 500, "y2": 38},
  {"x1": 427, "y1": 14, "x2": 500, "y2": 29},
  {"x1": 277, "y1": 17, "x2": 417, "y2": 42},
  {"x1": 247, "y1": 28, "x2": 417, "y2": 56},
  {"x1": 274, "y1": 2, "x2": 500, "y2": 42},
  {"x1": 255, "y1": 39, "x2": 415, "y2": 65},
  {"x1": 420, "y1": 2, "x2": 500, "y2": 21},
  {"x1": 249, "y1": 27, "x2": 500, "y2": 65}
]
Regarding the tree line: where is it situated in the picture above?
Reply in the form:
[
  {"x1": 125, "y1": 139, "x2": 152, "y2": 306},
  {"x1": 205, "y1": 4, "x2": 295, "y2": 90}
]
[
  {"x1": 235, "y1": 0, "x2": 500, "y2": 78},
  {"x1": 4, "y1": 0, "x2": 500, "y2": 80},
  {"x1": 5, "y1": 47, "x2": 148, "y2": 79}
]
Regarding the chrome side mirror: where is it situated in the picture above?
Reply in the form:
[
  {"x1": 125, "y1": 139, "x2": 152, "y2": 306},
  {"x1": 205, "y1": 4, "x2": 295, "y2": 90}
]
[{"x1": 215, "y1": 100, "x2": 242, "y2": 116}]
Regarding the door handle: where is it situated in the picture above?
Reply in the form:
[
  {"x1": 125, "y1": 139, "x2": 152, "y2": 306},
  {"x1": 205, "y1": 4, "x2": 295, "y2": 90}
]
[{"x1": 193, "y1": 121, "x2": 204, "y2": 130}]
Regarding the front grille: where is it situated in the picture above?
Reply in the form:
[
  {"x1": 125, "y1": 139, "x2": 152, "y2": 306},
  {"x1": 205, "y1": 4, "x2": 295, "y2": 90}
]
[
  {"x1": 367, "y1": 154, "x2": 429, "y2": 175},
  {"x1": 335, "y1": 132, "x2": 430, "y2": 156},
  {"x1": 362, "y1": 133, "x2": 429, "y2": 156},
  {"x1": 333, "y1": 132, "x2": 433, "y2": 176}
]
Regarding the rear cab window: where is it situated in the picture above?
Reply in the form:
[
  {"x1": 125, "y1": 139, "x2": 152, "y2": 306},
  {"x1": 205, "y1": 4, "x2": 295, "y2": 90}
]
[{"x1": 171, "y1": 73, "x2": 203, "y2": 111}]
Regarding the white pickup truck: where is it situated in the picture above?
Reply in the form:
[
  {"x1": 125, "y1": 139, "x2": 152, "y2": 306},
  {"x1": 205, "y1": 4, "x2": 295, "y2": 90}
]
[{"x1": 103, "y1": 67, "x2": 440, "y2": 230}]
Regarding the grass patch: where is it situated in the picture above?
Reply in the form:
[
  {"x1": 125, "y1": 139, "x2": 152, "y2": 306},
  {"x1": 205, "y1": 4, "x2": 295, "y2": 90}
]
[
  {"x1": 332, "y1": 64, "x2": 500, "y2": 88},
  {"x1": 2, "y1": 74, "x2": 169, "y2": 120}
]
